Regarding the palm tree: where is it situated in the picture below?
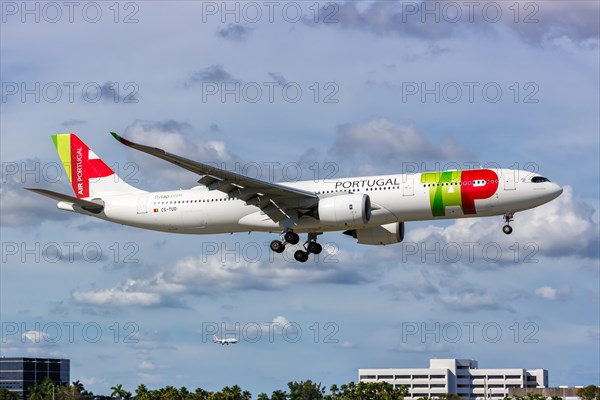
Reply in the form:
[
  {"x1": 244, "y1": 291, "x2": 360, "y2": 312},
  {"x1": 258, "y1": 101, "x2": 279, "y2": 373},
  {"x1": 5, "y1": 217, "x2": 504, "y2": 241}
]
[
  {"x1": 110, "y1": 384, "x2": 128, "y2": 399},
  {"x1": 0, "y1": 388, "x2": 19, "y2": 400},
  {"x1": 135, "y1": 384, "x2": 151, "y2": 400},
  {"x1": 330, "y1": 384, "x2": 339, "y2": 399},
  {"x1": 270, "y1": 390, "x2": 287, "y2": 400},
  {"x1": 179, "y1": 386, "x2": 191, "y2": 399},
  {"x1": 28, "y1": 385, "x2": 45, "y2": 400}
]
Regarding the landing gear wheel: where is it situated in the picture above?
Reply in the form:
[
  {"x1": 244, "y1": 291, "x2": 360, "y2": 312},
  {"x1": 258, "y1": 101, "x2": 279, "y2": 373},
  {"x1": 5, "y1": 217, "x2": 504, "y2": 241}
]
[
  {"x1": 502, "y1": 212, "x2": 514, "y2": 235},
  {"x1": 307, "y1": 242, "x2": 322, "y2": 255},
  {"x1": 270, "y1": 240, "x2": 285, "y2": 253},
  {"x1": 284, "y1": 231, "x2": 300, "y2": 245},
  {"x1": 294, "y1": 250, "x2": 309, "y2": 263}
]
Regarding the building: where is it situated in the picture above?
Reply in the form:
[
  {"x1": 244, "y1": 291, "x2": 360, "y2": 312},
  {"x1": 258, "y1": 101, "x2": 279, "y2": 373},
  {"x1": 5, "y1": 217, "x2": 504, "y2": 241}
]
[
  {"x1": 359, "y1": 358, "x2": 548, "y2": 400},
  {"x1": 0, "y1": 357, "x2": 70, "y2": 399},
  {"x1": 509, "y1": 386, "x2": 583, "y2": 400}
]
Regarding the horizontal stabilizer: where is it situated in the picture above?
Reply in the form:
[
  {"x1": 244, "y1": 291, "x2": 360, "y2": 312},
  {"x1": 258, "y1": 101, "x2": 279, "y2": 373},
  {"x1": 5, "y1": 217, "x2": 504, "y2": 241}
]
[{"x1": 25, "y1": 188, "x2": 104, "y2": 213}]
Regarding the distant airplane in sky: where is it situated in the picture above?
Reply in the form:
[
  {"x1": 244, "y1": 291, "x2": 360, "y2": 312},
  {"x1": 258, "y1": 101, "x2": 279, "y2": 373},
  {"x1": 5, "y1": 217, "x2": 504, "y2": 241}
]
[
  {"x1": 213, "y1": 335, "x2": 239, "y2": 345},
  {"x1": 27, "y1": 133, "x2": 563, "y2": 262}
]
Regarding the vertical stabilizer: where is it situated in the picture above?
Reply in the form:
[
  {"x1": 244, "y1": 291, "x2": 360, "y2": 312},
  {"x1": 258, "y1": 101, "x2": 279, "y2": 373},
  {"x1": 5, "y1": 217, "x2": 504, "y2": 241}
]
[{"x1": 52, "y1": 133, "x2": 144, "y2": 198}]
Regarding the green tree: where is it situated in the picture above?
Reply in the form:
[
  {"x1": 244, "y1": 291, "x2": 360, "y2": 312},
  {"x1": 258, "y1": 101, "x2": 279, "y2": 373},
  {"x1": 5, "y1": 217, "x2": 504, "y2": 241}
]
[
  {"x1": 524, "y1": 394, "x2": 545, "y2": 400},
  {"x1": 288, "y1": 380, "x2": 325, "y2": 400},
  {"x1": 179, "y1": 386, "x2": 192, "y2": 399},
  {"x1": 256, "y1": 394, "x2": 269, "y2": 400},
  {"x1": 28, "y1": 377, "x2": 56, "y2": 400},
  {"x1": 218, "y1": 385, "x2": 251, "y2": 400},
  {"x1": 194, "y1": 388, "x2": 211, "y2": 400},
  {"x1": 28, "y1": 385, "x2": 46, "y2": 400},
  {"x1": 134, "y1": 384, "x2": 151, "y2": 400},
  {"x1": 0, "y1": 388, "x2": 18, "y2": 400},
  {"x1": 330, "y1": 385, "x2": 339, "y2": 399},
  {"x1": 270, "y1": 390, "x2": 287, "y2": 400},
  {"x1": 110, "y1": 384, "x2": 130, "y2": 400},
  {"x1": 577, "y1": 386, "x2": 600, "y2": 400},
  {"x1": 437, "y1": 394, "x2": 462, "y2": 400}
]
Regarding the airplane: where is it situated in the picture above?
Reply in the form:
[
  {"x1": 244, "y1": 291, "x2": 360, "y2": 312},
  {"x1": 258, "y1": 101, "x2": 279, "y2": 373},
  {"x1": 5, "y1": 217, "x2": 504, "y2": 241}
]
[
  {"x1": 26, "y1": 133, "x2": 563, "y2": 262},
  {"x1": 213, "y1": 335, "x2": 239, "y2": 345}
]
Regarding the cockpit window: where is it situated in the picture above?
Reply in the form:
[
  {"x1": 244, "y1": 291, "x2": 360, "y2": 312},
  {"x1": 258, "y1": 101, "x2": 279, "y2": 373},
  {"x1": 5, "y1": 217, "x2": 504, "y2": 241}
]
[{"x1": 532, "y1": 176, "x2": 550, "y2": 183}]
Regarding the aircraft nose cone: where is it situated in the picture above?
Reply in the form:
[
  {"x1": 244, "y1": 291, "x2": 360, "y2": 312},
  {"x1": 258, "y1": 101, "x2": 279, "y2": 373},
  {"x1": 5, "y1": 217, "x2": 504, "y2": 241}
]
[{"x1": 550, "y1": 183, "x2": 563, "y2": 199}]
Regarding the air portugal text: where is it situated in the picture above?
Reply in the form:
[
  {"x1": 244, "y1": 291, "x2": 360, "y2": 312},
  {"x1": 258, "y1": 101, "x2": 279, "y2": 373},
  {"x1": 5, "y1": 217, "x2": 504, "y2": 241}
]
[{"x1": 421, "y1": 169, "x2": 499, "y2": 216}]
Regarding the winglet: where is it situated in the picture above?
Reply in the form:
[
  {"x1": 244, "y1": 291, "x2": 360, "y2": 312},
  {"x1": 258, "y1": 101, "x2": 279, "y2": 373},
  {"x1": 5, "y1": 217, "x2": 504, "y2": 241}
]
[{"x1": 110, "y1": 131, "x2": 132, "y2": 146}]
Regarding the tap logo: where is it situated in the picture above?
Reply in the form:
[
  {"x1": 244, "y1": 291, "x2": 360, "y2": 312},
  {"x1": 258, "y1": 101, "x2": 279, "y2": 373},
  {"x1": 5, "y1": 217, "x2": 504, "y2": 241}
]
[
  {"x1": 421, "y1": 169, "x2": 499, "y2": 216},
  {"x1": 52, "y1": 134, "x2": 114, "y2": 198}
]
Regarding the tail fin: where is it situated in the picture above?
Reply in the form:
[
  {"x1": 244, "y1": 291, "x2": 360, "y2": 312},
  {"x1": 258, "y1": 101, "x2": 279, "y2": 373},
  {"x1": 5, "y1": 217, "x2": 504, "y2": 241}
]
[
  {"x1": 52, "y1": 133, "x2": 143, "y2": 198},
  {"x1": 213, "y1": 335, "x2": 219, "y2": 343}
]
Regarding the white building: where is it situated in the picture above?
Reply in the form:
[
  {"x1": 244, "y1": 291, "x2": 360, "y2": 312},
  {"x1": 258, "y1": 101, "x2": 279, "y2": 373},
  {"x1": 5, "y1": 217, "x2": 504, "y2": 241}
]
[{"x1": 359, "y1": 358, "x2": 548, "y2": 400}]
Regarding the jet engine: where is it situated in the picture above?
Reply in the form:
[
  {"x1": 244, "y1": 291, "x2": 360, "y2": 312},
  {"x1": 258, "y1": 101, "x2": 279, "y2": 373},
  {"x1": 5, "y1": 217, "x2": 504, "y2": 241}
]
[{"x1": 317, "y1": 194, "x2": 371, "y2": 226}]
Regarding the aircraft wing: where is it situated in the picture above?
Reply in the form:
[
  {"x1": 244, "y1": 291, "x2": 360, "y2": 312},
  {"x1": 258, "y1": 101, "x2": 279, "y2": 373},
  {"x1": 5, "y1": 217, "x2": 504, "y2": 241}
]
[
  {"x1": 25, "y1": 188, "x2": 104, "y2": 213},
  {"x1": 111, "y1": 132, "x2": 318, "y2": 222}
]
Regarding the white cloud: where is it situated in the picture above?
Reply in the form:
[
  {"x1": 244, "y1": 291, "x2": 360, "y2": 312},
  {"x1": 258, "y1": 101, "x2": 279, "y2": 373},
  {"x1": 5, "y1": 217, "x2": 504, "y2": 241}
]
[
  {"x1": 78, "y1": 376, "x2": 105, "y2": 386},
  {"x1": 309, "y1": 1, "x2": 600, "y2": 47},
  {"x1": 407, "y1": 186, "x2": 599, "y2": 262},
  {"x1": 272, "y1": 315, "x2": 290, "y2": 326},
  {"x1": 328, "y1": 118, "x2": 474, "y2": 174},
  {"x1": 138, "y1": 360, "x2": 156, "y2": 370},
  {"x1": 534, "y1": 285, "x2": 572, "y2": 301},
  {"x1": 136, "y1": 372, "x2": 162, "y2": 384},
  {"x1": 22, "y1": 330, "x2": 48, "y2": 343},
  {"x1": 121, "y1": 120, "x2": 238, "y2": 188},
  {"x1": 72, "y1": 286, "x2": 162, "y2": 308},
  {"x1": 1, "y1": 158, "x2": 74, "y2": 227},
  {"x1": 69, "y1": 245, "x2": 372, "y2": 308},
  {"x1": 438, "y1": 288, "x2": 514, "y2": 312}
]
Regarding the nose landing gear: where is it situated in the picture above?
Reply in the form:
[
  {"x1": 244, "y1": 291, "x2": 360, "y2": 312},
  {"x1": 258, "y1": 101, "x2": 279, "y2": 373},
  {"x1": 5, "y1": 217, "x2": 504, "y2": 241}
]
[{"x1": 502, "y1": 212, "x2": 514, "y2": 235}]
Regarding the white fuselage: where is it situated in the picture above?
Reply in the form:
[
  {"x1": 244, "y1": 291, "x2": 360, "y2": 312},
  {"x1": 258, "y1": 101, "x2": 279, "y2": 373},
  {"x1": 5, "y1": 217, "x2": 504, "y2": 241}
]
[{"x1": 62, "y1": 169, "x2": 563, "y2": 235}]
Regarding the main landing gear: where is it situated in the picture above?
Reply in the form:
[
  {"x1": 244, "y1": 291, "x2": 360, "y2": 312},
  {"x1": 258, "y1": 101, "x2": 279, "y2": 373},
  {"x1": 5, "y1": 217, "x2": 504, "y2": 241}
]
[
  {"x1": 269, "y1": 230, "x2": 299, "y2": 253},
  {"x1": 270, "y1": 231, "x2": 322, "y2": 263},
  {"x1": 502, "y1": 212, "x2": 514, "y2": 235}
]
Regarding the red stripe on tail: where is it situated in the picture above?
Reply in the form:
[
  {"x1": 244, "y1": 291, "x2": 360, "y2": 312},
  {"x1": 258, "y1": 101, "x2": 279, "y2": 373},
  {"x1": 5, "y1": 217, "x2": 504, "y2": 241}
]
[{"x1": 70, "y1": 135, "x2": 114, "y2": 198}]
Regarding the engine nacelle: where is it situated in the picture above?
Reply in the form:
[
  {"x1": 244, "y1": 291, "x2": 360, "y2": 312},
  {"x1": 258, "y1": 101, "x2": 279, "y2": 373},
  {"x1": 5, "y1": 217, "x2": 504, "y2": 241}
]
[
  {"x1": 344, "y1": 222, "x2": 405, "y2": 245},
  {"x1": 318, "y1": 194, "x2": 371, "y2": 226}
]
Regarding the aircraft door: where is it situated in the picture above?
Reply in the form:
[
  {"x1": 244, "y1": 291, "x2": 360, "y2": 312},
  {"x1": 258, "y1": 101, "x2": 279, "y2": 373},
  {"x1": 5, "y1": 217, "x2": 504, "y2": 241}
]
[
  {"x1": 402, "y1": 175, "x2": 414, "y2": 196},
  {"x1": 137, "y1": 195, "x2": 148, "y2": 214},
  {"x1": 503, "y1": 170, "x2": 516, "y2": 190}
]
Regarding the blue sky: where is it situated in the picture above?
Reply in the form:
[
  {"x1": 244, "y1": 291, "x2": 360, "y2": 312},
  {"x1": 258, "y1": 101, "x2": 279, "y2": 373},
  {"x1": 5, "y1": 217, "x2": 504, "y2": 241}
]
[{"x1": 1, "y1": 0, "x2": 599, "y2": 396}]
